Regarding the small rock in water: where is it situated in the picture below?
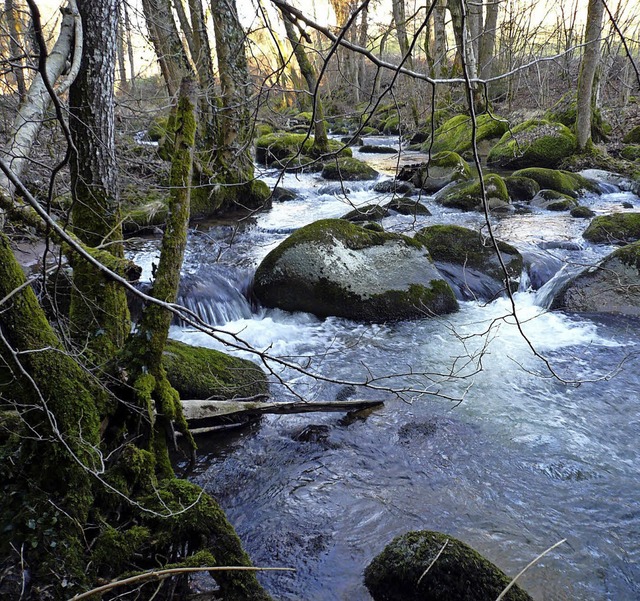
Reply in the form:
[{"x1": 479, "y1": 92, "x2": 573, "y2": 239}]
[{"x1": 622, "y1": 201, "x2": 634, "y2": 209}]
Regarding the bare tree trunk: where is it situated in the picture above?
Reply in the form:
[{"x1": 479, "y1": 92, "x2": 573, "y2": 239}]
[
  {"x1": 117, "y1": 11, "x2": 127, "y2": 92},
  {"x1": 141, "y1": 0, "x2": 191, "y2": 96},
  {"x1": 576, "y1": 0, "x2": 605, "y2": 150},
  {"x1": 467, "y1": 0, "x2": 483, "y2": 64},
  {"x1": 281, "y1": 13, "x2": 329, "y2": 153},
  {"x1": 122, "y1": 1, "x2": 136, "y2": 92},
  {"x1": 355, "y1": 2, "x2": 369, "y2": 103},
  {"x1": 4, "y1": 0, "x2": 26, "y2": 101},
  {"x1": 479, "y1": 0, "x2": 499, "y2": 80},
  {"x1": 391, "y1": 0, "x2": 419, "y2": 126},
  {"x1": 172, "y1": 0, "x2": 196, "y2": 61}
]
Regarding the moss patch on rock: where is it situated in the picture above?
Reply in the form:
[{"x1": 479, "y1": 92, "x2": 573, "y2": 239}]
[
  {"x1": 504, "y1": 176, "x2": 540, "y2": 201},
  {"x1": 511, "y1": 167, "x2": 598, "y2": 198},
  {"x1": 435, "y1": 173, "x2": 509, "y2": 211},
  {"x1": 255, "y1": 133, "x2": 350, "y2": 166},
  {"x1": 162, "y1": 339, "x2": 268, "y2": 400},
  {"x1": 487, "y1": 119, "x2": 577, "y2": 169},
  {"x1": 364, "y1": 530, "x2": 533, "y2": 601},
  {"x1": 623, "y1": 125, "x2": 640, "y2": 144},
  {"x1": 531, "y1": 189, "x2": 578, "y2": 211},
  {"x1": 423, "y1": 113, "x2": 508, "y2": 155},
  {"x1": 583, "y1": 212, "x2": 640, "y2": 244},
  {"x1": 620, "y1": 145, "x2": 640, "y2": 162},
  {"x1": 321, "y1": 157, "x2": 379, "y2": 181},
  {"x1": 545, "y1": 92, "x2": 611, "y2": 142}
]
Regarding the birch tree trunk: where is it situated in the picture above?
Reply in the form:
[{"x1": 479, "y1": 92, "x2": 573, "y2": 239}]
[
  {"x1": 576, "y1": 0, "x2": 605, "y2": 150},
  {"x1": 4, "y1": 0, "x2": 26, "y2": 101},
  {"x1": 0, "y1": 1, "x2": 78, "y2": 196}
]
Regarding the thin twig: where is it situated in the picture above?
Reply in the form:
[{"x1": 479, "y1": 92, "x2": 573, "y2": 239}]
[
  {"x1": 495, "y1": 539, "x2": 566, "y2": 601},
  {"x1": 68, "y1": 565, "x2": 295, "y2": 601}
]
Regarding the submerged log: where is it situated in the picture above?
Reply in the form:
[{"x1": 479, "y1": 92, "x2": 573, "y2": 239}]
[{"x1": 182, "y1": 399, "x2": 384, "y2": 431}]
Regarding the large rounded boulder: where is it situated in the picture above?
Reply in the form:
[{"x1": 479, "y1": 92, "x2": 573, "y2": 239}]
[
  {"x1": 364, "y1": 530, "x2": 533, "y2": 601},
  {"x1": 253, "y1": 219, "x2": 458, "y2": 321},
  {"x1": 510, "y1": 167, "x2": 598, "y2": 198},
  {"x1": 422, "y1": 113, "x2": 508, "y2": 157},
  {"x1": 487, "y1": 119, "x2": 577, "y2": 169},
  {"x1": 415, "y1": 225, "x2": 523, "y2": 300},
  {"x1": 551, "y1": 241, "x2": 640, "y2": 315}
]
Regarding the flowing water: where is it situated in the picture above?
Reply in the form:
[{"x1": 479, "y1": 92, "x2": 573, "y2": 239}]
[{"x1": 132, "y1": 143, "x2": 640, "y2": 600}]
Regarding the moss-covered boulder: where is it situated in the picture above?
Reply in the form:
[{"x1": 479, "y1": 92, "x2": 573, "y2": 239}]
[
  {"x1": 384, "y1": 197, "x2": 431, "y2": 215},
  {"x1": 146, "y1": 115, "x2": 170, "y2": 142},
  {"x1": 364, "y1": 530, "x2": 533, "y2": 601},
  {"x1": 545, "y1": 92, "x2": 611, "y2": 142},
  {"x1": 551, "y1": 241, "x2": 640, "y2": 315},
  {"x1": 253, "y1": 219, "x2": 458, "y2": 321},
  {"x1": 622, "y1": 125, "x2": 640, "y2": 144},
  {"x1": 341, "y1": 204, "x2": 389, "y2": 222},
  {"x1": 382, "y1": 115, "x2": 401, "y2": 134},
  {"x1": 620, "y1": 145, "x2": 640, "y2": 162},
  {"x1": 435, "y1": 174, "x2": 510, "y2": 212},
  {"x1": 504, "y1": 176, "x2": 540, "y2": 202},
  {"x1": 415, "y1": 225, "x2": 522, "y2": 299},
  {"x1": 583, "y1": 212, "x2": 640, "y2": 244},
  {"x1": 321, "y1": 157, "x2": 379, "y2": 181},
  {"x1": 571, "y1": 206, "x2": 596, "y2": 218},
  {"x1": 531, "y1": 189, "x2": 578, "y2": 211},
  {"x1": 511, "y1": 167, "x2": 598, "y2": 198},
  {"x1": 487, "y1": 119, "x2": 577, "y2": 169},
  {"x1": 122, "y1": 199, "x2": 169, "y2": 235},
  {"x1": 255, "y1": 133, "x2": 350, "y2": 166},
  {"x1": 162, "y1": 339, "x2": 268, "y2": 400},
  {"x1": 359, "y1": 144, "x2": 397, "y2": 154},
  {"x1": 422, "y1": 113, "x2": 508, "y2": 156},
  {"x1": 374, "y1": 179, "x2": 416, "y2": 195},
  {"x1": 398, "y1": 152, "x2": 472, "y2": 193}
]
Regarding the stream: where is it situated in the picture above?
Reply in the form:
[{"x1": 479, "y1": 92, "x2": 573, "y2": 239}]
[{"x1": 132, "y1": 139, "x2": 640, "y2": 600}]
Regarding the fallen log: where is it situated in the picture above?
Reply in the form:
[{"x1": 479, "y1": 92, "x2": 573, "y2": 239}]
[{"x1": 181, "y1": 398, "x2": 384, "y2": 432}]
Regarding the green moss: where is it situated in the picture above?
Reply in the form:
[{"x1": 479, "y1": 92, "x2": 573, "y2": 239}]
[
  {"x1": 147, "y1": 115, "x2": 170, "y2": 141},
  {"x1": 416, "y1": 224, "x2": 522, "y2": 284},
  {"x1": 341, "y1": 204, "x2": 389, "y2": 222},
  {"x1": 487, "y1": 119, "x2": 577, "y2": 169},
  {"x1": 382, "y1": 115, "x2": 400, "y2": 134},
  {"x1": 612, "y1": 240, "x2": 640, "y2": 269},
  {"x1": 532, "y1": 189, "x2": 578, "y2": 211},
  {"x1": 162, "y1": 339, "x2": 268, "y2": 400},
  {"x1": 424, "y1": 113, "x2": 508, "y2": 154},
  {"x1": 511, "y1": 167, "x2": 598, "y2": 198},
  {"x1": 254, "y1": 123, "x2": 273, "y2": 137},
  {"x1": 365, "y1": 530, "x2": 533, "y2": 601},
  {"x1": 545, "y1": 92, "x2": 611, "y2": 142},
  {"x1": 92, "y1": 525, "x2": 151, "y2": 575},
  {"x1": 620, "y1": 145, "x2": 640, "y2": 162},
  {"x1": 402, "y1": 151, "x2": 472, "y2": 192},
  {"x1": 436, "y1": 174, "x2": 509, "y2": 211},
  {"x1": 255, "y1": 133, "x2": 350, "y2": 165},
  {"x1": 571, "y1": 205, "x2": 596, "y2": 218},
  {"x1": 321, "y1": 157, "x2": 379, "y2": 181},
  {"x1": 622, "y1": 125, "x2": 640, "y2": 144},
  {"x1": 583, "y1": 212, "x2": 640, "y2": 244}
]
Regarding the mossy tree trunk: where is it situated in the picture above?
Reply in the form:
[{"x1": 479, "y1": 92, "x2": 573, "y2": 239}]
[
  {"x1": 281, "y1": 13, "x2": 330, "y2": 155},
  {"x1": 69, "y1": 0, "x2": 130, "y2": 362},
  {"x1": 0, "y1": 233, "x2": 105, "y2": 597},
  {"x1": 124, "y1": 77, "x2": 199, "y2": 476}
]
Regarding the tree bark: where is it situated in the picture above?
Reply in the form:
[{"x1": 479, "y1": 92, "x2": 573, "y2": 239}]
[
  {"x1": 141, "y1": 0, "x2": 192, "y2": 97},
  {"x1": 4, "y1": 0, "x2": 27, "y2": 101},
  {"x1": 576, "y1": 0, "x2": 605, "y2": 150},
  {"x1": 69, "y1": 0, "x2": 130, "y2": 361},
  {"x1": 479, "y1": 0, "x2": 500, "y2": 80},
  {"x1": 0, "y1": 1, "x2": 78, "y2": 196}
]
